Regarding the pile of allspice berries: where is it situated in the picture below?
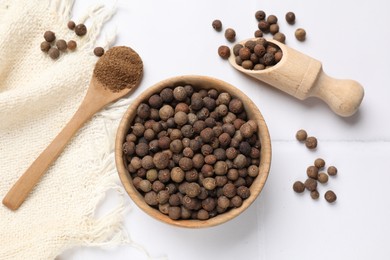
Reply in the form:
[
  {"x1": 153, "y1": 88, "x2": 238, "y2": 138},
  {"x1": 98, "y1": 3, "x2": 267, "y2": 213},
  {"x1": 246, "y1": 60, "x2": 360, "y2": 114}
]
[
  {"x1": 40, "y1": 21, "x2": 105, "y2": 60},
  {"x1": 293, "y1": 129, "x2": 338, "y2": 203},
  {"x1": 122, "y1": 84, "x2": 262, "y2": 220}
]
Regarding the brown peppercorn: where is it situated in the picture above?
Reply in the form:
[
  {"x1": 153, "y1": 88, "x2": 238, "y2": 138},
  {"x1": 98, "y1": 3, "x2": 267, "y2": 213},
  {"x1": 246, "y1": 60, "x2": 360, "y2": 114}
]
[
  {"x1": 44, "y1": 31, "x2": 55, "y2": 42},
  {"x1": 327, "y1": 166, "x2": 338, "y2": 176},
  {"x1": 191, "y1": 93, "x2": 204, "y2": 111},
  {"x1": 253, "y1": 64, "x2": 265, "y2": 70},
  {"x1": 324, "y1": 190, "x2": 337, "y2": 203},
  {"x1": 186, "y1": 183, "x2": 201, "y2": 198},
  {"x1": 160, "y1": 88, "x2": 174, "y2": 103},
  {"x1": 232, "y1": 44, "x2": 243, "y2": 56},
  {"x1": 144, "y1": 191, "x2": 158, "y2": 206},
  {"x1": 168, "y1": 206, "x2": 181, "y2": 220},
  {"x1": 40, "y1": 41, "x2": 51, "y2": 52},
  {"x1": 141, "y1": 155, "x2": 154, "y2": 170},
  {"x1": 295, "y1": 28, "x2": 306, "y2": 41},
  {"x1": 152, "y1": 180, "x2": 165, "y2": 192},
  {"x1": 157, "y1": 190, "x2": 170, "y2": 204},
  {"x1": 318, "y1": 172, "x2": 329, "y2": 184},
  {"x1": 148, "y1": 94, "x2": 163, "y2": 109},
  {"x1": 310, "y1": 190, "x2": 320, "y2": 200},
  {"x1": 224, "y1": 28, "x2": 236, "y2": 42},
  {"x1": 169, "y1": 193, "x2": 181, "y2": 206},
  {"x1": 233, "y1": 154, "x2": 247, "y2": 169},
  {"x1": 200, "y1": 127, "x2": 214, "y2": 143},
  {"x1": 67, "y1": 20, "x2": 76, "y2": 30},
  {"x1": 239, "y1": 142, "x2": 252, "y2": 156},
  {"x1": 212, "y1": 19, "x2": 222, "y2": 31},
  {"x1": 295, "y1": 129, "x2": 307, "y2": 141},
  {"x1": 158, "y1": 136, "x2": 170, "y2": 150},
  {"x1": 314, "y1": 158, "x2": 326, "y2": 169},
  {"x1": 204, "y1": 154, "x2": 217, "y2": 165},
  {"x1": 159, "y1": 105, "x2": 174, "y2": 121},
  {"x1": 218, "y1": 45, "x2": 231, "y2": 59},
  {"x1": 285, "y1": 12, "x2": 296, "y2": 24},
  {"x1": 173, "y1": 111, "x2": 187, "y2": 126},
  {"x1": 254, "y1": 30, "x2": 263, "y2": 38},
  {"x1": 202, "y1": 197, "x2": 216, "y2": 212},
  {"x1": 182, "y1": 195, "x2": 199, "y2": 210},
  {"x1": 153, "y1": 152, "x2": 170, "y2": 169},
  {"x1": 217, "y1": 196, "x2": 230, "y2": 209},
  {"x1": 214, "y1": 161, "x2": 228, "y2": 176},
  {"x1": 267, "y1": 14, "x2": 278, "y2": 24},
  {"x1": 203, "y1": 177, "x2": 216, "y2": 190},
  {"x1": 181, "y1": 125, "x2": 194, "y2": 138},
  {"x1": 237, "y1": 186, "x2": 251, "y2": 199},
  {"x1": 305, "y1": 136, "x2": 318, "y2": 149},
  {"x1": 75, "y1": 23, "x2": 87, "y2": 36},
  {"x1": 94, "y1": 47, "x2": 105, "y2": 57},
  {"x1": 159, "y1": 203, "x2": 170, "y2": 215},
  {"x1": 231, "y1": 195, "x2": 243, "y2": 207},
  {"x1": 171, "y1": 167, "x2": 185, "y2": 183},
  {"x1": 222, "y1": 183, "x2": 236, "y2": 198},
  {"x1": 138, "y1": 179, "x2": 152, "y2": 193},
  {"x1": 179, "y1": 157, "x2": 193, "y2": 171},
  {"x1": 240, "y1": 122, "x2": 255, "y2": 138},
  {"x1": 293, "y1": 181, "x2": 305, "y2": 193},
  {"x1": 274, "y1": 51, "x2": 283, "y2": 63},
  {"x1": 48, "y1": 47, "x2": 60, "y2": 59},
  {"x1": 185, "y1": 169, "x2": 198, "y2": 182},
  {"x1": 173, "y1": 86, "x2": 187, "y2": 101},
  {"x1": 258, "y1": 20, "x2": 270, "y2": 33},
  {"x1": 304, "y1": 178, "x2": 317, "y2": 192},
  {"x1": 269, "y1": 24, "x2": 279, "y2": 35},
  {"x1": 307, "y1": 166, "x2": 319, "y2": 179},
  {"x1": 273, "y1": 32, "x2": 286, "y2": 44},
  {"x1": 247, "y1": 165, "x2": 259, "y2": 178},
  {"x1": 137, "y1": 103, "x2": 150, "y2": 119},
  {"x1": 56, "y1": 39, "x2": 67, "y2": 51},
  {"x1": 228, "y1": 98, "x2": 244, "y2": 114},
  {"x1": 197, "y1": 209, "x2": 210, "y2": 220},
  {"x1": 67, "y1": 40, "x2": 77, "y2": 51},
  {"x1": 255, "y1": 10, "x2": 266, "y2": 21}
]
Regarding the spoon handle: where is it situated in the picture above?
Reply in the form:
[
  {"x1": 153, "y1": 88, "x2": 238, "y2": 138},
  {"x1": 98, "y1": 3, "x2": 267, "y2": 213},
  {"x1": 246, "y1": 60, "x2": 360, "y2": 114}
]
[{"x1": 2, "y1": 103, "x2": 95, "y2": 210}]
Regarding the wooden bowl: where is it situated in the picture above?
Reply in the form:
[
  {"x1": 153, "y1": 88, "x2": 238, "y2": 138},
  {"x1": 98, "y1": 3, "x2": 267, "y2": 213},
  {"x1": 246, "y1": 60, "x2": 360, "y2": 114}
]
[{"x1": 115, "y1": 75, "x2": 271, "y2": 228}]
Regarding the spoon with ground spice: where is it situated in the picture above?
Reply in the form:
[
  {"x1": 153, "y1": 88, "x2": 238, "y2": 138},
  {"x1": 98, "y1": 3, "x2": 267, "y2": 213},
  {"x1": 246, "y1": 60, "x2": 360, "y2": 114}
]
[{"x1": 3, "y1": 46, "x2": 143, "y2": 210}]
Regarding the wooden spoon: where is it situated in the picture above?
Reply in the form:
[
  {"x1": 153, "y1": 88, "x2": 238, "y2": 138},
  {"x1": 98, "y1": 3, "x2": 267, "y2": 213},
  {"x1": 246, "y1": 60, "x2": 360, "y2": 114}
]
[
  {"x1": 228, "y1": 38, "x2": 364, "y2": 117},
  {"x1": 3, "y1": 46, "x2": 143, "y2": 210}
]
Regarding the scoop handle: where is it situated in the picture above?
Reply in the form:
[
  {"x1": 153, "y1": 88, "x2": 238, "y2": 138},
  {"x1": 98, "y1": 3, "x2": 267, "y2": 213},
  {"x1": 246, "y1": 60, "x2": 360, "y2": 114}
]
[{"x1": 310, "y1": 71, "x2": 364, "y2": 117}]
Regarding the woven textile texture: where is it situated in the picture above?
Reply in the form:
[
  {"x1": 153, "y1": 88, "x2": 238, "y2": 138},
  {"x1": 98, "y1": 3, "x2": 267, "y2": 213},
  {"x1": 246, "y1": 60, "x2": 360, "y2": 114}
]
[{"x1": 0, "y1": 0, "x2": 133, "y2": 258}]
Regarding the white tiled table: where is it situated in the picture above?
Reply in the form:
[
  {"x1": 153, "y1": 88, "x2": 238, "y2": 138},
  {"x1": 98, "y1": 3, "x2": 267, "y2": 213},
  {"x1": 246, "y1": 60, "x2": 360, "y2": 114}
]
[{"x1": 61, "y1": 0, "x2": 390, "y2": 259}]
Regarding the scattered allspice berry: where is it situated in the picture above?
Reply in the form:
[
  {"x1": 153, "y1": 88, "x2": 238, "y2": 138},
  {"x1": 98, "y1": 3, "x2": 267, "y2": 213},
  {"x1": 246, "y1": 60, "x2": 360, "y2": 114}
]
[
  {"x1": 40, "y1": 41, "x2": 51, "y2": 52},
  {"x1": 56, "y1": 39, "x2": 67, "y2": 51},
  {"x1": 67, "y1": 20, "x2": 76, "y2": 30},
  {"x1": 327, "y1": 166, "x2": 338, "y2": 176},
  {"x1": 293, "y1": 181, "x2": 305, "y2": 193},
  {"x1": 305, "y1": 136, "x2": 318, "y2": 149},
  {"x1": 67, "y1": 40, "x2": 77, "y2": 51},
  {"x1": 212, "y1": 19, "x2": 222, "y2": 31},
  {"x1": 295, "y1": 129, "x2": 307, "y2": 141},
  {"x1": 310, "y1": 190, "x2": 320, "y2": 200},
  {"x1": 318, "y1": 172, "x2": 329, "y2": 184},
  {"x1": 44, "y1": 30, "x2": 55, "y2": 42},
  {"x1": 295, "y1": 28, "x2": 306, "y2": 41},
  {"x1": 255, "y1": 10, "x2": 266, "y2": 21},
  {"x1": 224, "y1": 28, "x2": 236, "y2": 42},
  {"x1": 324, "y1": 190, "x2": 337, "y2": 203},
  {"x1": 94, "y1": 47, "x2": 105, "y2": 57},
  {"x1": 75, "y1": 23, "x2": 87, "y2": 36},
  {"x1": 273, "y1": 32, "x2": 286, "y2": 44},
  {"x1": 285, "y1": 12, "x2": 296, "y2": 24},
  {"x1": 48, "y1": 47, "x2": 60, "y2": 59},
  {"x1": 218, "y1": 45, "x2": 231, "y2": 59},
  {"x1": 314, "y1": 158, "x2": 326, "y2": 169},
  {"x1": 304, "y1": 178, "x2": 317, "y2": 191},
  {"x1": 307, "y1": 165, "x2": 319, "y2": 179}
]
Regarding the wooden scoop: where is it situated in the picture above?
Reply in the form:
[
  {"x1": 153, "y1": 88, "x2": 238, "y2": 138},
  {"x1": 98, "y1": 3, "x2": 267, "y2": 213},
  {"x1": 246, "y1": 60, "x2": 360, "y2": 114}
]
[
  {"x1": 3, "y1": 46, "x2": 143, "y2": 210},
  {"x1": 228, "y1": 38, "x2": 364, "y2": 117}
]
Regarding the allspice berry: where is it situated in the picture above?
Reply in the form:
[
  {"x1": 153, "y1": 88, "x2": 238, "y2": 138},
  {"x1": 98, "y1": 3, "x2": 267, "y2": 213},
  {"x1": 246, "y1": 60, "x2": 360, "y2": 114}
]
[
  {"x1": 324, "y1": 190, "x2": 337, "y2": 203},
  {"x1": 48, "y1": 47, "x2": 60, "y2": 59},
  {"x1": 171, "y1": 167, "x2": 185, "y2": 183},
  {"x1": 327, "y1": 166, "x2": 338, "y2": 176},
  {"x1": 40, "y1": 41, "x2": 51, "y2": 52},
  {"x1": 307, "y1": 166, "x2": 319, "y2": 179},
  {"x1": 295, "y1": 129, "x2": 307, "y2": 141},
  {"x1": 212, "y1": 19, "x2": 222, "y2": 31},
  {"x1": 44, "y1": 31, "x2": 55, "y2": 42},
  {"x1": 56, "y1": 39, "x2": 67, "y2": 51},
  {"x1": 285, "y1": 12, "x2": 296, "y2": 24},
  {"x1": 310, "y1": 190, "x2": 320, "y2": 200},
  {"x1": 305, "y1": 136, "x2": 318, "y2": 149},
  {"x1": 94, "y1": 47, "x2": 105, "y2": 57},
  {"x1": 224, "y1": 28, "x2": 236, "y2": 42},
  {"x1": 218, "y1": 45, "x2": 231, "y2": 59},
  {"x1": 75, "y1": 23, "x2": 87, "y2": 36},
  {"x1": 255, "y1": 10, "x2": 266, "y2": 21},
  {"x1": 67, "y1": 40, "x2": 77, "y2": 51},
  {"x1": 273, "y1": 32, "x2": 286, "y2": 44},
  {"x1": 314, "y1": 158, "x2": 326, "y2": 169},
  {"x1": 295, "y1": 28, "x2": 306, "y2": 41},
  {"x1": 318, "y1": 172, "x2": 329, "y2": 184},
  {"x1": 67, "y1": 20, "x2": 76, "y2": 30},
  {"x1": 304, "y1": 178, "x2": 317, "y2": 191},
  {"x1": 293, "y1": 181, "x2": 305, "y2": 193}
]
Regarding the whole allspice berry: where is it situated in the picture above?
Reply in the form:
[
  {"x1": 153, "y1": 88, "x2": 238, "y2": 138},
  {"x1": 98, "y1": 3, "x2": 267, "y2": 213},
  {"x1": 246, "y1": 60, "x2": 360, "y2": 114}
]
[
  {"x1": 75, "y1": 23, "x2": 87, "y2": 36},
  {"x1": 255, "y1": 10, "x2": 266, "y2": 21},
  {"x1": 56, "y1": 39, "x2": 67, "y2": 51},
  {"x1": 310, "y1": 190, "x2": 320, "y2": 200},
  {"x1": 314, "y1": 158, "x2": 326, "y2": 169},
  {"x1": 324, "y1": 190, "x2": 337, "y2": 203},
  {"x1": 295, "y1": 129, "x2": 307, "y2": 141},
  {"x1": 327, "y1": 166, "x2": 338, "y2": 176},
  {"x1": 48, "y1": 47, "x2": 60, "y2": 59},
  {"x1": 218, "y1": 45, "x2": 231, "y2": 59},
  {"x1": 305, "y1": 136, "x2": 318, "y2": 149},
  {"x1": 212, "y1": 19, "x2": 222, "y2": 31},
  {"x1": 44, "y1": 31, "x2": 56, "y2": 42},
  {"x1": 40, "y1": 41, "x2": 51, "y2": 52},
  {"x1": 318, "y1": 172, "x2": 329, "y2": 184},
  {"x1": 285, "y1": 12, "x2": 296, "y2": 24},
  {"x1": 224, "y1": 28, "x2": 236, "y2": 42},
  {"x1": 307, "y1": 166, "x2": 319, "y2": 179},
  {"x1": 273, "y1": 32, "x2": 286, "y2": 44},
  {"x1": 267, "y1": 14, "x2": 278, "y2": 24},
  {"x1": 67, "y1": 40, "x2": 77, "y2": 51},
  {"x1": 293, "y1": 181, "x2": 305, "y2": 193},
  {"x1": 94, "y1": 47, "x2": 105, "y2": 57},
  {"x1": 295, "y1": 28, "x2": 306, "y2": 41},
  {"x1": 67, "y1": 20, "x2": 76, "y2": 30},
  {"x1": 304, "y1": 178, "x2": 317, "y2": 191}
]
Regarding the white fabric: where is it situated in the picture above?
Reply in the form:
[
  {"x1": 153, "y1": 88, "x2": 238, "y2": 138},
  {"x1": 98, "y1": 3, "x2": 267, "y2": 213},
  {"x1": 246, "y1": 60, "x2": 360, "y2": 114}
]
[{"x1": 0, "y1": 0, "x2": 133, "y2": 259}]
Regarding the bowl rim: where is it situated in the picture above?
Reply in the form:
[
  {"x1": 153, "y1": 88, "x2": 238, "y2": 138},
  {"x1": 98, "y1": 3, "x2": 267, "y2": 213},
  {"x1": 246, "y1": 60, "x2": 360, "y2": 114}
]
[{"x1": 115, "y1": 75, "x2": 272, "y2": 228}]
